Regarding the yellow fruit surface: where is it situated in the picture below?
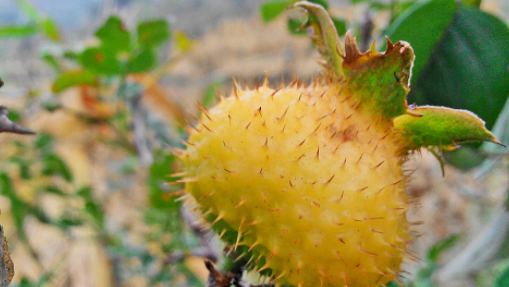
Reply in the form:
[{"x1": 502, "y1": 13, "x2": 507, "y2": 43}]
[{"x1": 181, "y1": 81, "x2": 410, "y2": 287}]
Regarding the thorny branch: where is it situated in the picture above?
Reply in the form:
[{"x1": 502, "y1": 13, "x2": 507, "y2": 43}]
[{"x1": 0, "y1": 78, "x2": 35, "y2": 136}]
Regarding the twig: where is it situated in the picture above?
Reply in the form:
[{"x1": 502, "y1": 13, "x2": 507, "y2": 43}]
[
  {"x1": 0, "y1": 106, "x2": 35, "y2": 135},
  {"x1": 0, "y1": 225, "x2": 14, "y2": 287}
]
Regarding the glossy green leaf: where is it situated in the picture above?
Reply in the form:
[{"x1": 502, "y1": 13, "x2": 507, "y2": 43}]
[
  {"x1": 127, "y1": 49, "x2": 156, "y2": 74},
  {"x1": 427, "y1": 234, "x2": 460, "y2": 263},
  {"x1": 409, "y1": 8, "x2": 509, "y2": 130},
  {"x1": 137, "y1": 20, "x2": 170, "y2": 48},
  {"x1": 494, "y1": 264, "x2": 509, "y2": 287},
  {"x1": 80, "y1": 47, "x2": 122, "y2": 75},
  {"x1": 52, "y1": 69, "x2": 97, "y2": 93},
  {"x1": 0, "y1": 24, "x2": 38, "y2": 38},
  {"x1": 95, "y1": 16, "x2": 130, "y2": 52},
  {"x1": 394, "y1": 106, "x2": 500, "y2": 151},
  {"x1": 260, "y1": 0, "x2": 291, "y2": 23},
  {"x1": 384, "y1": 0, "x2": 457, "y2": 86},
  {"x1": 41, "y1": 17, "x2": 61, "y2": 41}
]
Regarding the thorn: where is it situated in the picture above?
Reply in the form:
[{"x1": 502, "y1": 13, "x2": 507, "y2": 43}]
[
  {"x1": 201, "y1": 123, "x2": 215, "y2": 133},
  {"x1": 244, "y1": 78, "x2": 249, "y2": 90},
  {"x1": 224, "y1": 168, "x2": 236, "y2": 174},
  {"x1": 165, "y1": 177, "x2": 199, "y2": 185},
  {"x1": 281, "y1": 124, "x2": 286, "y2": 133},
  {"x1": 315, "y1": 147, "x2": 320, "y2": 160},
  {"x1": 181, "y1": 139, "x2": 195, "y2": 146},
  {"x1": 323, "y1": 174, "x2": 335, "y2": 185},
  {"x1": 167, "y1": 171, "x2": 187, "y2": 178},
  {"x1": 263, "y1": 74, "x2": 269, "y2": 87},
  {"x1": 289, "y1": 180, "x2": 294, "y2": 188},
  {"x1": 235, "y1": 195, "x2": 247, "y2": 209},
  {"x1": 211, "y1": 212, "x2": 225, "y2": 226},
  {"x1": 371, "y1": 160, "x2": 385, "y2": 169},
  {"x1": 297, "y1": 139, "x2": 306, "y2": 147},
  {"x1": 357, "y1": 186, "x2": 368, "y2": 192},
  {"x1": 277, "y1": 106, "x2": 289, "y2": 121},
  {"x1": 310, "y1": 123, "x2": 322, "y2": 135},
  {"x1": 196, "y1": 101, "x2": 212, "y2": 121},
  {"x1": 269, "y1": 88, "x2": 281, "y2": 100},
  {"x1": 262, "y1": 137, "x2": 269, "y2": 149},
  {"x1": 335, "y1": 250, "x2": 347, "y2": 266},
  {"x1": 223, "y1": 141, "x2": 233, "y2": 150},
  {"x1": 340, "y1": 158, "x2": 347, "y2": 169},
  {"x1": 356, "y1": 153, "x2": 363, "y2": 163},
  {"x1": 257, "y1": 107, "x2": 263, "y2": 117},
  {"x1": 245, "y1": 122, "x2": 251, "y2": 129},
  {"x1": 358, "y1": 245, "x2": 378, "y2": 256}
]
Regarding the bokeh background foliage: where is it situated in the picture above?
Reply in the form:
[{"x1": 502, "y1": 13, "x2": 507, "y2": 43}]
[{"x1": 0, "y1": 0, "x2": 508, "y2": 286}]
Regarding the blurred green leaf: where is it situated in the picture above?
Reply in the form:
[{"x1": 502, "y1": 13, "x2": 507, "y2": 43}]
[
  {"x1": 80, "y1": 47, "x2": 122, "y2": 75},
  {"x1": 85, "y1": 201, "x2": 105, "y2": 230},
  {"x1": 174, "y1": 30, "x2": 194, "y2": 53},
  {"x1": 52, "y1": 69, "x2": 98, "y2": 93},
  {"x1": 137, "y1": 20, "x2": 170, "y2": 48},
  {"x1": 287, "y1": 18, "x2": 308, "y2": 35},
  {"x1": 409, "y1": 8, "x2": 509, "y2": 130},
  {"x1": 0, "y1": 24, "x2": 38, "y2": 38},
  {"x1": 127, "y1": 49, "x2": 156, "y2": 74},
  {"x1": 42, "y1": 154, "x2": 73, "y2": 182},
  {"x1": 494, "y1": 264, "x2": 509, "y2": 287},
  {"x1": 9, "y1": 157, "x2": 31, "y2": 179},
  {"x1": 95, "y1": 16, "x2": 130, "y2": 52},
  {"x1": 41, "y1": 17, "x2": 61, "y2": 41},
  {"x1": 308, "y1": 0, "x2": 329, "y2": 10},
  {"x1": 427, "y1": 234, "x2": 460, "y2": 264},
  {"x1": 55, "y1": 218, "x2": 84, "y2": 231},
  {"x1": 42, "y1": 99, "x2": 60, "y2": 112},
  {"x1": 444, "y1": 146, "x2": 485, "y2": 170},
  {"x1": 17, "y1": 0, "x2": 42, "y2": 22},
  {"x1": 6, "y1": 109, "x2": 20, "y2": 123},
  {"x1": 384, "y1": 0, "x2": 457, "y2": 87},
  {"x1": 35, "y1": 132, "x2": 54, "y2": 152},
  {"x1": 41, "y1": 53, "x2": 61, "y2": 72},
  {"x1": 331, "y1": 17, "x2": 346, "y2": 36},
  {"x1": 76, "y1": 186, "x2": 93, "y2": 200},
  {"x1": 260, "y1": 0, "x2": 291, "y2": 23},
  {"x1": 44, "y1": 185, "x2": 67, "y2": 197}
]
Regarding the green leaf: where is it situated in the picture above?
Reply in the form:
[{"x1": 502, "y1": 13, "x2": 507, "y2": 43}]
[
  {"x1": 17, "y1": 0, "x2": 42, "y2": 22},
  {"x1": 76, "y1": 186, "x2": 93, "y2": 200},
  {"x1": 9, "y1": 157, "x2": 31, "y2": 179},
  {"x1": 52, "y1": 69, "x2": 98, "y2": 93},
  {"x1": 95, "y1": 16, "x2": 130, "y2": 52},
  {"x1": 384, "y1": 0, "x2": 457, "y2": 87},
  {"x1": 495, "y1": 265, "x2": 509, "y2": 287},
  {"x1": 7, "y1": 109, "x2": 20, "y2": 122},
  {"x1": 41, "y1": 17, "x2": 61, "y2": 41},
  {"x1": 427, "y1": 234, "x2": 460, "y2": 264},
  {"x1": 42, "y1": 154, "x2": 73, "y2": 182},
  {"x1": 409, "y1": 8, "x2": 509, "y2": 130},
  {"x1": 41, "y1": 53, "x2": 61, "y2": 72},
  {"x1": 0, "y1": 24, "x2": 38, "y2": 38},
  {"x1": 260, "y1": 0, "x2": 291, "y2": 23},
  {"x1": 137, "y1": 20, "x2": 170, "y2": 48},
  {"x1": 80, "y1": 47, "x2": 122, "y2": 75},
  {"x1": 85, "y1": 201, "x2": 105, "y2": 230},
  {"x1": 394, "y1": 106, "x2": 501, "y2": 151},
  {"x1": 44, "y1": 185, "x2": 67, "y2": 197},
  {"x1": 127, "y1": 49, "x2": 156, "y2": 74},
  {"x1": 35, "y1": 132, "x2": 54, "y2": 152}
]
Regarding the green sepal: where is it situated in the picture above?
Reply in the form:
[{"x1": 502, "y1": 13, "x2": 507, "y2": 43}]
[
  {"x1": 293, "y1": 1, "x2": 344, "y2": 80},
  {"x1": 342, "y1": 33, "x2": 414, "y2": 120},
  {"x1": 394, "y1": 106, "x2": 502, "y2": 152}
]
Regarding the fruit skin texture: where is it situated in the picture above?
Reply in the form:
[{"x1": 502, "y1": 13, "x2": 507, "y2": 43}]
[
  {"x1": 182, "y1": 81, "x2": 410, "y2": 287},
  {"x1": 176, "y1": 2, "x2": 499, "y2": 287}
]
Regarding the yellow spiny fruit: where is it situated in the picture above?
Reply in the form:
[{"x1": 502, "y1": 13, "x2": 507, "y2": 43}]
[{"x1": 174, "y1": 2, "x2": 499, "y2": 287}]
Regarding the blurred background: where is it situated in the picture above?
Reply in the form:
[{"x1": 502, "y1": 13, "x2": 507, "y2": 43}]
[{"x1": 0, "y1": 0, "x2": 508, "y2": 286}]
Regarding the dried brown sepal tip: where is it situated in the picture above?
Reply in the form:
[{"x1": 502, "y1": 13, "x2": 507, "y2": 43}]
[{"x1": 205, "y1": 261, "x2": 234, "y2": 287}]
